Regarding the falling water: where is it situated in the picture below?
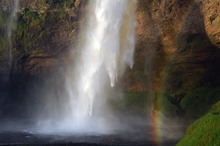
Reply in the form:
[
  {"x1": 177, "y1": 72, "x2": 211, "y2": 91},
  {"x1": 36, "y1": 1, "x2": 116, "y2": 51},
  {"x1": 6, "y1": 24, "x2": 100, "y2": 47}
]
[
  {"x1": 0, "y1": 0, "x2": 19, "y2": 117},
  {"x1": 63, "y1": 0, "x2": 137, "y2": 132},
  {"x1": 6, "y1": 0, "x2": 19, "y2": 71}
]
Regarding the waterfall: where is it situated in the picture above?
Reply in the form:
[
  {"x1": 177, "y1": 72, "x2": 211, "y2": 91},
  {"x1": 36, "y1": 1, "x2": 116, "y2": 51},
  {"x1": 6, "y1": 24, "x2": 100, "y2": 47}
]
[
  {"x1": 35, "y1": 0, "x2": 137, "y2": 134},
  {"x1": 6, "y1": 0, "x2": 19, "y2": 71},
  {"x1": 0, "y1": 0, "x2": 19, "y2": 116},
  {"x1": 64, "y1": 0, "x2": 137, "y2": 131}
]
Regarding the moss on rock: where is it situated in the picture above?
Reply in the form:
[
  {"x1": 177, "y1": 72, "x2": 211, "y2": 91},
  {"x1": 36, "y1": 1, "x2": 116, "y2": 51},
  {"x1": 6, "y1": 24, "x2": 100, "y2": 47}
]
[
  {"x1": 177, "y1": 101, "x2": 220, "y2": 146},
  {"x1": 180, "y1": 87, "x2": 220, "y2": 118}
]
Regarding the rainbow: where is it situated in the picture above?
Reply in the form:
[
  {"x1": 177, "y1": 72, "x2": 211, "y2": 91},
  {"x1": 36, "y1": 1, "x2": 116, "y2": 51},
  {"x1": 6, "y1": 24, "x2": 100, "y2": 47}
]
[{"x1": 151, "y1": 109, "x2": 162, "y2": 146}]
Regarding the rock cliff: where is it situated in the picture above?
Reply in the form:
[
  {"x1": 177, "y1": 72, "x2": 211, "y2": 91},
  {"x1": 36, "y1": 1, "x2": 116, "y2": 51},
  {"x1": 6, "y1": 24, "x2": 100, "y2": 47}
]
[{"x1": 135, "y1": 0, "x2": 220, "y2": 118}]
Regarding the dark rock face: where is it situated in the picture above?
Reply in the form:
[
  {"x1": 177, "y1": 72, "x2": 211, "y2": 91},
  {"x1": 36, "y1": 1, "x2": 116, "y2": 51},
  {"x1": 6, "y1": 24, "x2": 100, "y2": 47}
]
[
  {"x1": 0, "y1": 0, "x2": 83, "y2": 118},
  {"x1": 135, "y1": 0, "x2": 220, "y2": 117},
  {"x1": 0, "y1": 0, "x2": 84, "y2": 74}
]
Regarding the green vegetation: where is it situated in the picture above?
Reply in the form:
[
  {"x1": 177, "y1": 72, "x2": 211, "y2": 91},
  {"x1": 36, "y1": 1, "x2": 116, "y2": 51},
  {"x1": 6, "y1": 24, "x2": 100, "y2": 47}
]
[
  {"x1": 0, "y1": 0, "x2": 80, "y2": 62},
  {"x1": 0, "y1": 12, "x2": 10, "y2": 61},
  {"x1": 124, "y1": 92, "x2": 149, "y2": 113},
  {"x1": 14, "y1": 9, "x2": 46, "y2": 57},
  {"x1": 109, "y1": 92, "x2": 150, "y2": 114},
  {"x1": 154, "y1": 92, "x2": 180, "y2": 117},
  {"x1": 45, "y1": 0, "x2": 77, "y2": 9},
  {"x1": 180, "y1": 87, "x2": 220, "y2": 118},
  {"x1": 161, "y1": 87, "x2": 220, "y2": 118},
  {"x1": 177, "y1": 101, "x2": 220, "y2": 146}
]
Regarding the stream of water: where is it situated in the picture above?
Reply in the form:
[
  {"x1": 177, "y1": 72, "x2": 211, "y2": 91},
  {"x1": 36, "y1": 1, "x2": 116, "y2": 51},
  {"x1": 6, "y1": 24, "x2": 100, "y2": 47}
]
[
  {"x1": 64, "y1": 0, "x2": 137, "y2": 132},
  {"x1": 6, "y1": 0, "x2": 19, "y2": 71}
]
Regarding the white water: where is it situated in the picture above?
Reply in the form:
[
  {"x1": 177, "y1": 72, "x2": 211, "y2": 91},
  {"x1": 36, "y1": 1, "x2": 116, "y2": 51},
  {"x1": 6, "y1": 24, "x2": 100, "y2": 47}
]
[
  {"x1": 64, "y1": 0, "x2": 137, "y2": 132},
  {"x1": 34, "y1": 0, "x2": 137, "y2": 134}
]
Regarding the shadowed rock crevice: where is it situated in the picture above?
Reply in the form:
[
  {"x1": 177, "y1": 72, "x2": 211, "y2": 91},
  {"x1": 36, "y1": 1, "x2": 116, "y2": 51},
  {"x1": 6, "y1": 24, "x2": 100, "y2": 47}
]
[{"x1": 164, "y1": 2, "x2": 220, "y2": 118}]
